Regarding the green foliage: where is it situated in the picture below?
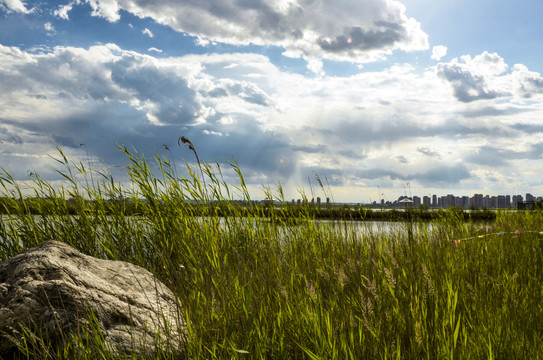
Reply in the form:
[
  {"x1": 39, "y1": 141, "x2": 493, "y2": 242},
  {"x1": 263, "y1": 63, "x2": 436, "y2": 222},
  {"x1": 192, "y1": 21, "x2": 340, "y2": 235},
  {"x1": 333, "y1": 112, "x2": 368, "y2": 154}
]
[{"x1": 0, "y1": 147, "x2": 542, "y2": 359}]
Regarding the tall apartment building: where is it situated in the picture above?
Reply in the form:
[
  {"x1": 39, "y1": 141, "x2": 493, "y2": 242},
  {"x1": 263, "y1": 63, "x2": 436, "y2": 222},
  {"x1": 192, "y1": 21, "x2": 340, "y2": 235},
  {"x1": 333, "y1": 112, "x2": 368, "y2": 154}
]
[
  {"x1": 512, "y1": 195, "x2": 523, "y2": 208},
  {"x1": 423, "y1": 196, "x2": 431, "y2": 207},
  {"x1": 497, "y1": 195, "x2": 506, "y2": 209}
]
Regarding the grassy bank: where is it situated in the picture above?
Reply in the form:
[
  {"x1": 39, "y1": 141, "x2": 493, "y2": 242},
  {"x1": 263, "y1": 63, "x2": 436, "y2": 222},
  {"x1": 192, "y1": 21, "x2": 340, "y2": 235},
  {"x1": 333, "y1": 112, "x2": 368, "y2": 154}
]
[{"x1": 1, "y1": 147, "x2": 543, "y2": 359}]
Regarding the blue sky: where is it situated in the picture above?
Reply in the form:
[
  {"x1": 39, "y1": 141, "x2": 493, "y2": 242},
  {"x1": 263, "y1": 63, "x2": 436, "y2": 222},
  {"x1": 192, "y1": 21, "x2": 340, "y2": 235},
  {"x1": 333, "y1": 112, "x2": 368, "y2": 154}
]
[{"x1": 1, "y1": 0, "x2": 543, "y2": 202}]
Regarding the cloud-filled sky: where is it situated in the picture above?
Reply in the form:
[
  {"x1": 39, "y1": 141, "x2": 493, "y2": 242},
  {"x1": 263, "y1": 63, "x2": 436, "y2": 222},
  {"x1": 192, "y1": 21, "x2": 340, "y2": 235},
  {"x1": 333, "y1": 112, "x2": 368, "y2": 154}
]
[{"x1": 1, "y1": 0, "x2": 543, "y2": 202}]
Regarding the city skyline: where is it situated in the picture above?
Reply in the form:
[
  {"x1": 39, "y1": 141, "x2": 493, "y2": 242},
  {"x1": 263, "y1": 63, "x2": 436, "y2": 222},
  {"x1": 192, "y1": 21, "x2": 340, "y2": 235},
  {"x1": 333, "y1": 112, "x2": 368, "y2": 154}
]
[
  {"x1": 289, "y1": 192, "x2": 543, "y2": 209},
  {"x1": 391, "y1": 192, "x2": 541, "y2": 209}
]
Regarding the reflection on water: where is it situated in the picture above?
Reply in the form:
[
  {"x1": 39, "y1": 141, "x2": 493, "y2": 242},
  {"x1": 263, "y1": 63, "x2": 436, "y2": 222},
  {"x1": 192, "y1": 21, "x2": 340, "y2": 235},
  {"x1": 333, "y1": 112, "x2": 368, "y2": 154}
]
[
  {"x1": 307, "y1": 219, "x2": 435, "y2": 241},
  {"x1": 315, "y1": 219, "x2": 432, "y2": 233},
  {"x1": 0, "y1": 215, "x2": 436, "y2": 245}
]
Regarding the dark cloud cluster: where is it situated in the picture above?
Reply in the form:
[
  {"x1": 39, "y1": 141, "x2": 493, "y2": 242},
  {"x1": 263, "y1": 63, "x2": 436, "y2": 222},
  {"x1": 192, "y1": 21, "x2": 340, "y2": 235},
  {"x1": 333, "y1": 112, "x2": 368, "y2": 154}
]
[
  {"x1": 65, "y1": 0, "x2": 428, "y2": 66},
  {"x1": 317, "y1": 22, "x2": 404, "y2": 53},
  {"x1": 464, "y1": 143, "x2": 543, "y2": 168},
  {"x1": 0, "y1": 125, "x2": 23, "y2": 144},
  {"x1": 437, "y1": 63, "x2": 506, "y2": 103},
  {"x1": 0, "y1": 44, "x2": 296, "y2": 183},
  {"x1": 108, "y1": 57, "x2": 202, "y2": 125}
]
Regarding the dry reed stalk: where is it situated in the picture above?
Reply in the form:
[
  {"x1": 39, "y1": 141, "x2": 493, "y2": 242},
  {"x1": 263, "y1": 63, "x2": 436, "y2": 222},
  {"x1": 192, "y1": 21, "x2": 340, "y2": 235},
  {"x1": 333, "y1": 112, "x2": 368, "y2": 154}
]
[{"x1": 178, "y1": 136, "x2": 207, "y2": 201}]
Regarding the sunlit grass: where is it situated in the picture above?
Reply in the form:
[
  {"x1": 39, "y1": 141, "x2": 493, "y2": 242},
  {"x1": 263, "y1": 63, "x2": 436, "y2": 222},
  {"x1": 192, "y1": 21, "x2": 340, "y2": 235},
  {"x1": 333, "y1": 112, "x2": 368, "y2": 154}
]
[{"x1": 1, "y1": 146, "x2": 542, "y2": 359}]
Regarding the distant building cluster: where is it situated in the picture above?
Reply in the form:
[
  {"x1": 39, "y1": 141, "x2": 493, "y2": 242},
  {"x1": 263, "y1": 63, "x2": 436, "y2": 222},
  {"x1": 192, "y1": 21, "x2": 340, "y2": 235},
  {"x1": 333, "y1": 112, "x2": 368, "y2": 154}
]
[
  {"x1": 291, "y1": 197, "x2": 330, "y2": 206},
  {"x1": 283, "y1": 193, "x2": 543, "y2": 210},
  {"x1": 379, "y1": 193, "x2": 543, "y2": 209}
]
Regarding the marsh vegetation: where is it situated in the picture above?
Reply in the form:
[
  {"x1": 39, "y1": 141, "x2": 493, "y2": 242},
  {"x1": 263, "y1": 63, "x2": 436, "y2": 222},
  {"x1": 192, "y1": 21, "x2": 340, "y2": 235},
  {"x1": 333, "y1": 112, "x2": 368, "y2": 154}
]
[{"x1": 0, "y1": 147, "x2": 542, "y2": 359}]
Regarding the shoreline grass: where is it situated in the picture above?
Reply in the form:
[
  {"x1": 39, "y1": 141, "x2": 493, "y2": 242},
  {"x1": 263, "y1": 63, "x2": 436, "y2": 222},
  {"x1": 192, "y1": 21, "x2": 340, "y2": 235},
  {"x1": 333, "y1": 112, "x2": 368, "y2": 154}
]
[{"x1": 1, "y1": 147, "x2": 543, "y2": 359}]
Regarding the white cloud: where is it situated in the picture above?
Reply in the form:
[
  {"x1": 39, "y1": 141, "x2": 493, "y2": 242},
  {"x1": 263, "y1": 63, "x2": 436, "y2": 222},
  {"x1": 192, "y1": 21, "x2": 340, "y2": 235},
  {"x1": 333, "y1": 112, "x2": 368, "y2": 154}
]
[
  {"x1": 431, "y1": 45, "x2": 447, "y2": 61},
  {"x1": 461, "y1": 52, "x2": 508, "y2": 76},
  {"x1": 306, "y1": 58, "x2": 324, "y2": 76},
  {"x1": 437, "y1": 51, "x2": 543, "y2": 103},
  {"x1": 142, "y1": 28, "x2": 154, "y2": 38},
  {"x1": 147, "y1": 47, "x2": 162, "y2": 53},
  {"x1": 202, "y1": 129, "x2": 223, "y2": 136},
  {"x1": 54, "y1": 3, "x2": 74, "y2": 20},
  {"x1": 44, "y1": 22, "x2": 56, "y2": 34},
  {"x1": 511, "y1": 64, "x2": 543, "y2": 97},
  {"x1": 0, "y1": 0, "x2": 31, "y2": 13},
  {"x1": 79, "y1": 0, "x2": 429, "y2": 70},
  {"x1": 195, "y1": 37, "x2": 212, "y2": 47},
  {"x1": 87, "y1": 0, "x2": 120, "y2": 22}
]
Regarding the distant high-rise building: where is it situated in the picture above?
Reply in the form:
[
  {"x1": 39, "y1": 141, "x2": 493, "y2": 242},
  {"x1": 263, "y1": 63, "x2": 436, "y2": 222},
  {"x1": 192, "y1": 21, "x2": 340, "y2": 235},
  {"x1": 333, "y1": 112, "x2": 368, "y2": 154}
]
[
  {"x1": 447, "y1": 194, "x2": 455, "y2": 208},
  {"x1": 474, "y1": 194, "x2": 485, "y2": 209},
  {"x1": 512, "y1": 195, "x2": 522, "y2": 209},
  {"x1": 423, "y1": 196, "x2": 430, "y2": 207},
  {"x1": 432, "y1": 195, "x2": 437, "y2": 207},
  {"x1": 473, "y1": 194, "x2": 484, "y2": 209},
  {"x1": 490, "y1": 196, "x2": 498, "y2": 208},
  {"x1": 413, "y1": 196, "x2": 421, "y2": 207},
  {"x1": 497, "y1": 195, "x2": 506, "y2": 208}
]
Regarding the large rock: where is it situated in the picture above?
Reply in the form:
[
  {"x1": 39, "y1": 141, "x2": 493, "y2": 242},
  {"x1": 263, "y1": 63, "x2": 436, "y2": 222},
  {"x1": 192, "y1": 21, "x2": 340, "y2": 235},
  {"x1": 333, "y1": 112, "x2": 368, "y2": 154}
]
[{"x1": 0, "y1": 241, "x2": 186, "y2": 357}]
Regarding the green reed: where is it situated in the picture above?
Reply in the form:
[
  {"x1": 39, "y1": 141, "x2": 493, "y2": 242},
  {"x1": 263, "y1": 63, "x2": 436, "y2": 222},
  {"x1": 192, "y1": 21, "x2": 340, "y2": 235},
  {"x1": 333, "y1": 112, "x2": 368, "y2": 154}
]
[{"x1": 0, "y1": 146, "x2": 543, "y2": 359}]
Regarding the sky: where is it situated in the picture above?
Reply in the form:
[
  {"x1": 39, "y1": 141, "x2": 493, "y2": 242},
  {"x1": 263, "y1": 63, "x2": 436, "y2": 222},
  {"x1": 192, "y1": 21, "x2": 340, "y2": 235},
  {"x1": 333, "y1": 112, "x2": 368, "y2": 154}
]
[{"x1": 1, "y1": 0, "x2": 543, "y2": 203}]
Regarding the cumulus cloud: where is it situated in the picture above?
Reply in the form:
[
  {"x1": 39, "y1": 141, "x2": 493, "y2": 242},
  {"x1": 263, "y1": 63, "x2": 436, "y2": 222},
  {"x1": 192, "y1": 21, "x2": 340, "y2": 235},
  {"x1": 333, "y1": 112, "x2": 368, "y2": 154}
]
[
  {"x1": 431, "y1": 45, "x2": 447, "y2": 61},
  {"x1": 78, "y1": 0, "x2": 429, "y2": 69},
  {"x1": 54, "y1": 2, "x2": 74, "y2": 19},
  {"x1": 437, "y1": 52, "x2": 509, "y2": 103},
  {"x1": 0, "y1": 0, "x2": 31, "y2": 13},
  {"x1": 2, "y1": 43, "x2": 543, "y2": 200},
  {"x1": 86, "y1": 0, "x2": 121, "y2": 22},
  {"x1": 437, "y1": 51, "x2": 543, "y2": 103},
  {"x1": 511, "y1": 64, "x2": 543, "y2": 98},
  {"x1": 0, "y1": 44, "x2": 294, "y2": 184}
]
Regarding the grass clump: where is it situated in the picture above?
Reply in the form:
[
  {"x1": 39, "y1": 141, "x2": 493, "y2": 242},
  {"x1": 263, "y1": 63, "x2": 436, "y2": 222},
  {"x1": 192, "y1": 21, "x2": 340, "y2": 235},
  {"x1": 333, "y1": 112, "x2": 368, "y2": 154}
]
[{"x1": 0, "y1": 145, "x2": 542, "y2": 359}]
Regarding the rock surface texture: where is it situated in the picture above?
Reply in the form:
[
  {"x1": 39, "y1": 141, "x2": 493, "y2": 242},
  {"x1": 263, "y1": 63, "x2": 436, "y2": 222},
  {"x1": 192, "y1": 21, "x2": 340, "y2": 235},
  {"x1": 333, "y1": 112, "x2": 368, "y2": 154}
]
[{"x1": 0, "y1": 241, "x2": 185, "y2": 357}]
